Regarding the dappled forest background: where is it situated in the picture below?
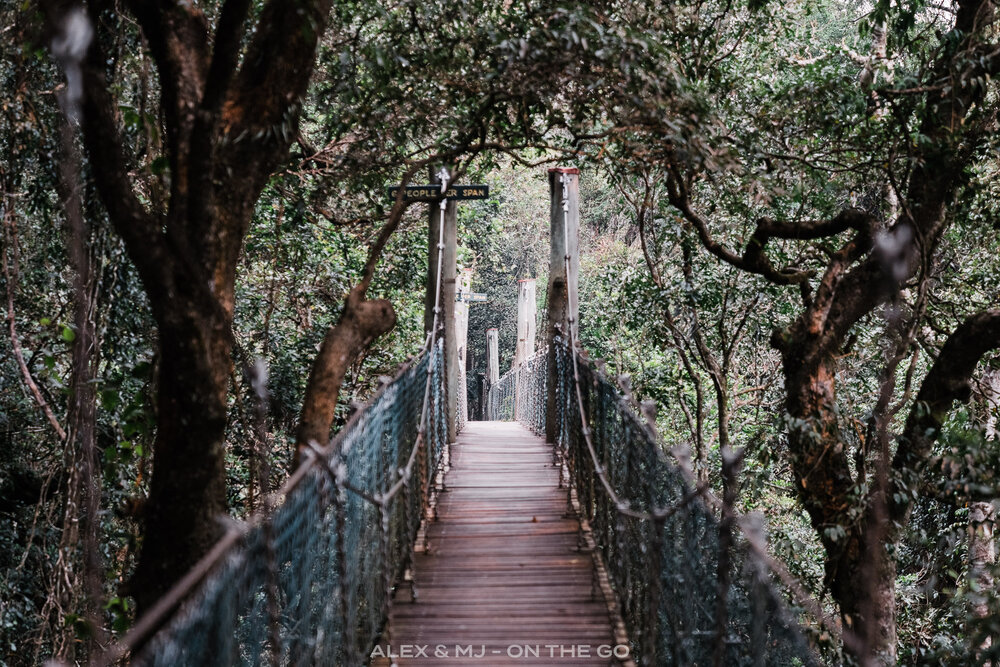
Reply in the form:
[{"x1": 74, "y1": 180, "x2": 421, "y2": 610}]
[{"x1": 2, "y1": 0, "x2": 1000, "y2": 664}]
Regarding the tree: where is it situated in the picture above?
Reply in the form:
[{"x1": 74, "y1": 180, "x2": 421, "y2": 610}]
[
  {"x1": 37, "y1": 0, "x2": 621, "y2": 617},
  {"x1": 40, "y1": 0, "x2": 347, "y2": 610},
  {"x1": 575, "y1": 0, "x2": 1000, "y2": 660},
  {"x1": 17, "y1": 0, "x2": 998, "y2": 659}
]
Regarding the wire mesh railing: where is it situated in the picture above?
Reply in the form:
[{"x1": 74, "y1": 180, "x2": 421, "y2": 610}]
[
  {"x1": 97, "y1": 171, "x2": 467, "y2": 667},
  {"x1": 114, "y1": 339, "x2": 448, "y2": 667},
  {"x1": 457, "y1": 361, "x2": 468, "y2": 432},
  {"x1": 514, "y1": 348, "x2": 547, "y2": 431},
  {"x1": 484, "y1": 349, "x2": 547, "y2": 425},
  {"x1": 510, "y1": 338, "x2": 820, "y2": 666},
  {"x1": 485, "y1": 366, "x2": 516, "y2": 421}
]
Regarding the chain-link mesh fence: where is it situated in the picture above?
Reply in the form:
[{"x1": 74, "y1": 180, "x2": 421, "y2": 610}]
[
  {"x1": 510, "y1": 339, "x2": 820, "y2": 667},
  {"x1": 128, "y1": 340, "x2": 448, "y2": 667},
  {"x1": 514, "y1": 349, "x2": 547, "y2": 432},
  {"x1": 120, "y1": 330, "x2": 822, "y2": 667},
  {"x1": 485, "y1": 366, "x2": 516, "y2": 421},
  {"x1": 456, "y1": 361, "x2": 467, "y2": 432},
  {"x1": 485, "y1": 349, "x2": 547, "y2": 425}
]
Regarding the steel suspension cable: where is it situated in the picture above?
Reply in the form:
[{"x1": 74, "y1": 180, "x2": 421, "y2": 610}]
[
  {"x1": 549, "y1": 172, "x2": 837, "y2": 664},
  {"x1": 379, "y1": 167, "x2": 451, "y2": 505},
  {"x1": 556, "y1": 174, "x2": 670, "y2": 522},
  {"x1": 101, "y1": 172, "x2": 457, "y2": 667}
]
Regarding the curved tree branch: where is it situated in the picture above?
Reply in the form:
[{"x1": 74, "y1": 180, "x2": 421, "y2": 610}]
[
  {"x1": 666, "y1": 165, "x2": 876, "y2": 291},
  {"x1": 3, "y1": 211, "x2": 67, "y2": 441},
  {"x1": 892, "y1": 309, "x2": 1000, "y2": 518}
]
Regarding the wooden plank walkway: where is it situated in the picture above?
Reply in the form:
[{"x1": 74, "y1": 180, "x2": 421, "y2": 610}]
[{"x1": 372, "y1": 422, "x2": 620, "y2": 666}]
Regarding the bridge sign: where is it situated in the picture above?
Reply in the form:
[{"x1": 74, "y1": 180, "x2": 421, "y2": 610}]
[{"x1": 387, "y1": 184, "x2": 490, "y2": 202}]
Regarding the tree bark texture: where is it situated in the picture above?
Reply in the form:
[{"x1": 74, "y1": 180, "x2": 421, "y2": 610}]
[
  {"x1": 296, "y1": 286, "x2": 396, "y2": 454},
  {"x1": 661, "y1": 1, "x2": 1000, "y2": 659},
  {"x1": 43, "y1": 0, "x2": 336, "y2": 610},
  {"x1": 768, "y1": 3, "x2": 999, "y2": 657}
]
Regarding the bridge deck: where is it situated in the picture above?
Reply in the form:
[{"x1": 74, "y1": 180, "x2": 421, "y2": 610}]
[{"x1": 374, "y1": 421, "x2": 618, "y2": 665}]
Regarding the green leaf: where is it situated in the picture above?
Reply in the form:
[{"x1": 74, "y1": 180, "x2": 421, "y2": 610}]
[
  {"x1": 100, "y1": 389, "x2": 120, "y2": 412},
  {"x1": 61, "y1": 325, "x2": 76, "y2": 343},
  {"x1": 151, "y1": 156, "x2": 169, "y2": 176}
]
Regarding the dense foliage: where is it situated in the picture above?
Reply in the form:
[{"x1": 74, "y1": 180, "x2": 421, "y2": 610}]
[{"x1": 0, "y1": 0, "x2": 998, "y2": 664}]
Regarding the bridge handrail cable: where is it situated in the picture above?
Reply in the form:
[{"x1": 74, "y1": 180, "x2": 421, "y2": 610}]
[
  {"x1": 100, "y1": 182, "x2": 457, "y2": 666},
  {"x1": 506, "y1": 172, "x2": 830, "y2": 665}
]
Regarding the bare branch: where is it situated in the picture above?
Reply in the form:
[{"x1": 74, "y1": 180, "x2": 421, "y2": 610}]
[
  {"x1": 892, "y1": 309, "x2": 1000, "y2": 512},
  {"x1": 2, "y1": 209, "x2": 67, "y2": 441}
]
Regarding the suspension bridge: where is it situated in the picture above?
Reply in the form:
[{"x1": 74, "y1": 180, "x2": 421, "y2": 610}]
[{"x1": 100, "y1": 169, "x2": 822, "y2": 666}]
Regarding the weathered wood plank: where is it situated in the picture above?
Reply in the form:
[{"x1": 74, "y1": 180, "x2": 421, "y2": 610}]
[{"x1": 374, "y1": 422, "x2": 621, "y2": 666}]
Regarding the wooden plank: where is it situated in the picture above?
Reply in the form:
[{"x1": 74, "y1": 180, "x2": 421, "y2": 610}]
[{"x1": 376, "y1": 422, "x2": 622, "y2": 666}]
